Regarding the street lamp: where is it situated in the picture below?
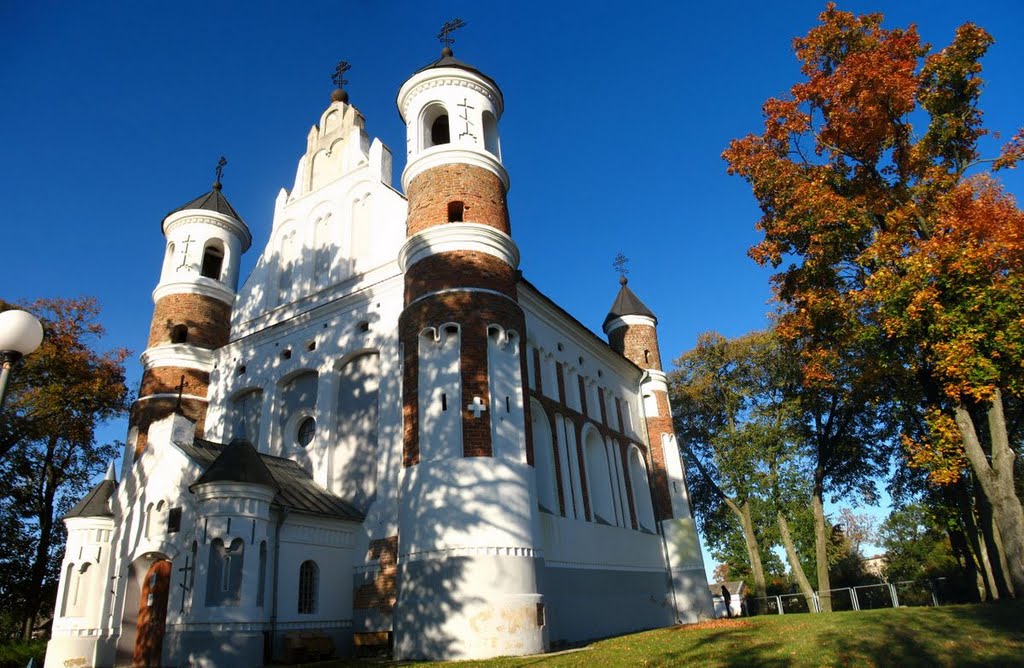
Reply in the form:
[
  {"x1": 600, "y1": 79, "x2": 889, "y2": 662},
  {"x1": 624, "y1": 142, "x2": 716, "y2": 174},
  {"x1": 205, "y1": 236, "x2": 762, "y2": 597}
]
[{"x1": 0, "y1": 309, "x2": 44, "y2": 411}]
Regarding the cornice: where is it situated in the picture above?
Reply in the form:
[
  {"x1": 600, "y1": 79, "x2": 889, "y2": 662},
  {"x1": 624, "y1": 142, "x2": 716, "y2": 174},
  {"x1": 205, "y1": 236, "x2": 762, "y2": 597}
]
[
  {"x1": 402, "y1": 146, "x2": 509, "y2": 192},
  {"x1": 603, "y1": 314, "x2": 658, "y2": 335},
  {"x1": 153, "y1": 279, "x2": 236, "y2": 306},
  {"x1": 163, "y1": 210, "x2": 252, "y2": 251},
  {"x1": 140, "y1": 344, "x2": 216, "y2": 371},
  {"x1": 398, "y1": 223, "x2": 519, "y2": 272},
  {"x1": 397, "y1": 70, "x2": 504, "y2": 120}
]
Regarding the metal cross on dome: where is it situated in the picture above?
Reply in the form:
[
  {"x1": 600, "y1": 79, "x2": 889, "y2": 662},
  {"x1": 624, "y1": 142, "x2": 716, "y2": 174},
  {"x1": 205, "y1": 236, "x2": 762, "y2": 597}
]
[
  {"x1": 215, "y1": 156, "x2": 227, "y2": 185},
  {"x1": 331, "y1": 60, "x2": 351, "y2": 90},
  {"x1": 613, "y1": 253, "x2": 630, "y2": 278},
  {"x1": 438, "y1": 18, "x2": 467, "y2": 47}
]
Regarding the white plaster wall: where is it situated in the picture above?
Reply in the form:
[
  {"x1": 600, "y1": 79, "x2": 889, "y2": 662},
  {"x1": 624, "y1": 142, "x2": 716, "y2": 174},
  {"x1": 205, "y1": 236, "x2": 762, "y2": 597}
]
[{"x1": 159, "y1": 211, "x2": 250, "y2": 298}]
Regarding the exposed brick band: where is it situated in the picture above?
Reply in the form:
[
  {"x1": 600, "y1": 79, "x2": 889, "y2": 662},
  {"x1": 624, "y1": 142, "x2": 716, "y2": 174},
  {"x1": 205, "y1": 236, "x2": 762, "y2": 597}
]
[
  {"x1": 406, "y1": 164, "x2": 510, "y2": 236},
  {"x1": 353, "y1": 536, "x2": 398, "y2": 614},
  {"x1": 608, "y1": 323, "x2": 662, "y2": 371},
  {"x1": 404, "y1": 251, "x2": 517, "y2": 304},
  {"x1": 148, "y1": 293, "x2": 231, "y2": 349},
  {"x1": 130, "y1": 396, "x2": 207, "y2": 458}
]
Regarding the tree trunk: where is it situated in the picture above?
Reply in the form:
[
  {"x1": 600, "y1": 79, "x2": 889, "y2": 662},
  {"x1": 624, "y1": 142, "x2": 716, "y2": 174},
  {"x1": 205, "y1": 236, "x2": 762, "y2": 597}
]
[
  {"x1": 947, "y1": 526, "x2": 981, "y2": 602},
  {"x1": 777, "y1": 510, "x2": 816, "y2": 611},
  {"x1": 812, "y1": 469, "x2": 832, "y2": 612},
  {"x1": 736, "y1": 501, "x2": 768, "y2": 602},
  {"x1": 975, "y1": 478, "x2": 1013, "y2": 598},
  {"x1": 957, "y1": 481, "x2": 998, "y2": 600},
  {"x1": 21, "y1": 436, "x2": 58, "y2": 640},
  {"x1": 954, "y1": 391, "x2": 1024, "y2": 596}
]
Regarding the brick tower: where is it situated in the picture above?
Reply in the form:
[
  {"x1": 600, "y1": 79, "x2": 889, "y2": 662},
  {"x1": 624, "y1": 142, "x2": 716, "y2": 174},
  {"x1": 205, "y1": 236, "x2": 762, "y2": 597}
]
[
  {"x1": 129, "y1": 174, "x2": 251, "y2": 459},
  {"x1": 603, "y1": 276, "x2": 711, "y2": 622},
  {"x1": 393, "y1": 45, "x2": 545, "y2": 659}
]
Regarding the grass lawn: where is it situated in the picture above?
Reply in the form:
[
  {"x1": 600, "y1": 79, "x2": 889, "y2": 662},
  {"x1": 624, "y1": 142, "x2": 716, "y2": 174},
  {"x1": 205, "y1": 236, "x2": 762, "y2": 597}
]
[{"x1": 309, "y1": 599, "x2": 1024, "y2": 668}]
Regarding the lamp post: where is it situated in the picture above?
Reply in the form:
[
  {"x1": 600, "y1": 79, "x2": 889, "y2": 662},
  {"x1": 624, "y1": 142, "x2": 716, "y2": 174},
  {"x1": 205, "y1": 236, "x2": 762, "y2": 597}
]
[{"x1": 0, "y1": 309, "x2": 44, "y2": 411}]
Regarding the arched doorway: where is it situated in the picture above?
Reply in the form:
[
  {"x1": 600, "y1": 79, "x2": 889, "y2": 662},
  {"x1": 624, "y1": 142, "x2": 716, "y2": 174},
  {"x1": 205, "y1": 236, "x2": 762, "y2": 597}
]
[{"x1": 132, "y1": 558, "x2": 171, "y2": 667}]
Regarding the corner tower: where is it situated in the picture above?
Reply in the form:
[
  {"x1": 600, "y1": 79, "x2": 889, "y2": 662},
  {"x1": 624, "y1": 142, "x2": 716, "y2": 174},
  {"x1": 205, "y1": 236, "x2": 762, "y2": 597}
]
[
  {"x1": 130, "y1": 173, "x2": 251, "y2": 459},
  {"x1": 603, "y1": 276, "x2": 713, "y2": 622},
  {"x1": 394, "y1": 45, "x2": 545, "y2": 659}
]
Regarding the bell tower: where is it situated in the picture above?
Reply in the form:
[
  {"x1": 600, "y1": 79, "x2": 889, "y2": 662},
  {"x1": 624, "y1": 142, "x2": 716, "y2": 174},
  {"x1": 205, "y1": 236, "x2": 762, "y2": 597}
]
[
  {"x1": 129, "y1": 164, "x2": 251, "y2": 459},
  {"x1": 393, "y1": 32, "x2": 545, "y2": 660}
]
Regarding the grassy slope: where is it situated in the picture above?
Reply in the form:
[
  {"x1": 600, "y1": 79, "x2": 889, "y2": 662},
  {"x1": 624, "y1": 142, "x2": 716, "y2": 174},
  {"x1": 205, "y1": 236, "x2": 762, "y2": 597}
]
[{"x1": 318, "y1": 600, "x2": 1024, "y2": 668}]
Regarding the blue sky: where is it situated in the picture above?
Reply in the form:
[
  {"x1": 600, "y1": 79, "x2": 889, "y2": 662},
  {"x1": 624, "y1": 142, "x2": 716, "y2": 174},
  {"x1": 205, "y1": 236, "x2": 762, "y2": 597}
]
[{"x1": 3, "y1": 2, "x2": 1022, "y2": 572}]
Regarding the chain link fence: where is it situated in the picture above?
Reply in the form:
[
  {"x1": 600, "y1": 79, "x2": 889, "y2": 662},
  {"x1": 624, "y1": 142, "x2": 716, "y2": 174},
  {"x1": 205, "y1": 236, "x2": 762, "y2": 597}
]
[{"x1": 744, "y1": 578, "x2": 956, "y2": 616}]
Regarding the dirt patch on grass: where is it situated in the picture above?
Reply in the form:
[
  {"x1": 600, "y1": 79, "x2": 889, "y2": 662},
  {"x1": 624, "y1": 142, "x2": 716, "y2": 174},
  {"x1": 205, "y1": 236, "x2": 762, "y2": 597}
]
[{"x1": 673, "y1": 619, "x2": 754, "y2": 631}]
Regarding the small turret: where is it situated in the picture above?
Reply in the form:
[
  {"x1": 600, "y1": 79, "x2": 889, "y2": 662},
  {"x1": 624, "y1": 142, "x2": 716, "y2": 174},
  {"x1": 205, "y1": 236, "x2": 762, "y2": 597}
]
[{"x1": 130, "y1": 160, "x2": 251, "y2": 459}]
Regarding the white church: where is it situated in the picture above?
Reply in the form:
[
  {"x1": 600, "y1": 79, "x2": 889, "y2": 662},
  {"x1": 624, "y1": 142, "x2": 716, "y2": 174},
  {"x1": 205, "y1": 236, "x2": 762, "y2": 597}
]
[{"x1": 46, "y1": 42, "x2": 713, "y2": 667}]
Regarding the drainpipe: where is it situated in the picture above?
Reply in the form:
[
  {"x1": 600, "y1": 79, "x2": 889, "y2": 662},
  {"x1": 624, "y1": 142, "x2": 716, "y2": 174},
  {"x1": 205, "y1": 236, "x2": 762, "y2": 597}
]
[
  {"x1": 269, "y1": 507, "x2": 289, "y2": 661},
  {"x1": 638, "y1": 369, "x2": 683, "y2": 623}
]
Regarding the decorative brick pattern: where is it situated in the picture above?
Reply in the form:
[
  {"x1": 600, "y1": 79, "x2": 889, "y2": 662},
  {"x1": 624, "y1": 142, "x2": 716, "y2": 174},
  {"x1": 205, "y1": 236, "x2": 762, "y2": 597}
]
[
  {"x1": 400, "y1": 292, "x2": 532, "y2": 466},
  {"x1": 608, "y1": 323, "x2": 663, "y2": 371},
  {"x1": 530, "y1": 390, "x2": 651, "y2": 531},
  {"x1": 406, "y1": 164, "x2": 510, "y2": 236},
  {"x1": 353, "y1": 536, "x2": 399, "y2": 613},
  {"x1": 139, "y1": 367, "x2": 210, "y2": 399},
  {"x1": 148, "y1": 293, "x2": 231, "y2": 349}
]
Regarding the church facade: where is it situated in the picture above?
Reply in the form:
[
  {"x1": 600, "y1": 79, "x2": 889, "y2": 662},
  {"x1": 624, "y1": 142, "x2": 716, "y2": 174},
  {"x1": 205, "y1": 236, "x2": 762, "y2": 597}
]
[{"x1": 45, "y1": 46, "x2": 713, "y2": 667}]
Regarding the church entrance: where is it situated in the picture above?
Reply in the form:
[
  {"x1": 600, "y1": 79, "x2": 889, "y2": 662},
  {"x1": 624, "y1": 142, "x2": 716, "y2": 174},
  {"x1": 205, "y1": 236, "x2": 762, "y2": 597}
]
[{"x1": 132, "y1": 559, "x2": 171, "y2": 667}]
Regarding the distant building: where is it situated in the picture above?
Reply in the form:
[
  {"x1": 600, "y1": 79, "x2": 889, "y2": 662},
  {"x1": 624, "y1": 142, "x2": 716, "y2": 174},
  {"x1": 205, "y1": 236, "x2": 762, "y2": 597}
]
[
  {"x1": 863, "y1": 554, "x2": 887, "y2": 579},
  {"x1": 45, "y1": 44, "x2": 713, "y2": 667}
]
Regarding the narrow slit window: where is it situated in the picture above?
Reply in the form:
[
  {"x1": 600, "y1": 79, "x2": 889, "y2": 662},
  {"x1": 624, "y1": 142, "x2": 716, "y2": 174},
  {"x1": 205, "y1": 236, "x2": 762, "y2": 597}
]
[
  {"x1": 441, "y1": 393, "x2": 448, "y2": 411},
  {"x1": 505, "y1": 396, "x2": 511, "y2": 413}
]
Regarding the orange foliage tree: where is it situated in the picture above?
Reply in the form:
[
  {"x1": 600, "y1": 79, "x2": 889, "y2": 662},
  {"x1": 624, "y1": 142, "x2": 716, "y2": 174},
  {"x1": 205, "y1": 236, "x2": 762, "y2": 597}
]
[
  {"x1": 723, "y1": 4, "x2": 1024, "y2": 595},
  {"x1": 0, "y1": 298, "x2": 130, "y2": 638}
]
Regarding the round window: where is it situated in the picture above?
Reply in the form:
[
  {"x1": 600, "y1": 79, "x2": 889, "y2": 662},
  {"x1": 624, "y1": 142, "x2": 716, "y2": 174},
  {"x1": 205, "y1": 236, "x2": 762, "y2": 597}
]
[{"x1": 296, "y1": 416, "x2": 316, "y2": 446}]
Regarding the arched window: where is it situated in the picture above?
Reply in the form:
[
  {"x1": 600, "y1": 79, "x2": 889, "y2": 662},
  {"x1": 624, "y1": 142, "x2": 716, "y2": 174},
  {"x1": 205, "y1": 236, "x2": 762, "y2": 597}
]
[
  {"x1": 164, "y1": 242, "x2": 176, "y2": 275},
  {"x1": 200, "y1": 241, "x2": 224, "y2": 280},
  {"x1": 422, "y1": 103, "x2": 450, "y2": 149},
  {"x1": 629, "y1": 446, "x2": 657, "y2": 532},
  {"x1": 583, "y1": 429, "x2": 615, "y2": 524},
  {"x1": 206, "y1": 538, "x2": 244, "y2": 606},
  {"x1": 170, "y1": 324, "x2": 188, "y2": 344},
  {"x1": 298, "y1": 560, "x2": 319, "y2": 614},
  {"x1": 482, "y1": 110, "x2": 499, "y2": 156}
]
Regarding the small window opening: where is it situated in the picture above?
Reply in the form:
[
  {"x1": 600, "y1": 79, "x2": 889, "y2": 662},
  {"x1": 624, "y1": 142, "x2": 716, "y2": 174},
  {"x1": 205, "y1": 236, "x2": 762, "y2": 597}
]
[
  {"x1": 644, "y1": 349, "x2": 651, "y2": 364},
  {"x1": 448, "y1": 201, "x2": 464, "y2": 222},
  {"x1": 237, "y1": 365, "x2": 246, "y2": 376},
  {"x1": 557, "y1": 343, "x2": 564, "y2": 352},
  {"x1": 297, "y1": 417, "x2": 316, "y2": 446},
  {"x1": 444, "y1": 325, "x2": 459, "y2": 336},
  {"x1": 536, "y1": 602, "x2": 545, "y2": 627},
  {"x1": 441, "y1": 393, "x2": 448, "y2": 411},
  {"x1": 358, "y1": 321, "x2": 370, "y2": 333},
  {"x1": 597, "y1": 370, "x2": 603, "y2": 378},
  {"x1": 306, "y1": 340, "x2": 316, "y2": 351},
  {"x1": 222, "y1": 556, "x2": 232, "y2": 591},
  {"x1": 167, "y1": 507, "x2": 182, "y2": 533},
  {"x1": 431, "y1": 115, "x2": 450, "y2": 145},
  {"x1": 578, "y1": 356, "x2": 585, "y2": 365},
  {"x1": 505, "y1": 396, "x2": 511, "y2": 413},
  {"x1": 201, "y1": 245, "x2": 224, "y2": 279},
  {"x1": 170, "y1": 324, "x2": 188, "y2": 344},
  {"x1": 281, "y1": 349, "x2": 291, "y2": 360}
]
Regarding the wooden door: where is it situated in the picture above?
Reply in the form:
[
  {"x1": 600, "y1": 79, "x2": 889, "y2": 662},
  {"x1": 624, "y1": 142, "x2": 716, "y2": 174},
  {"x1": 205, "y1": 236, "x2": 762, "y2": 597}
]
[{"x1": 133, "y1": 559, "x2": 171, "y2": 667}]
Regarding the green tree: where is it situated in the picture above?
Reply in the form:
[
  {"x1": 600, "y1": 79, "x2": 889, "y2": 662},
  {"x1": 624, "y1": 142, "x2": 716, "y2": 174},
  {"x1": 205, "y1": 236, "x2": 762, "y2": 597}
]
[
  {"x1": 723, "y1": 4, "x2": 1024, "y2": 597},
  {"x1": 0, "y1": 298, "x2": 130, "y2": 638},
  {"x1": 879, "y1": 503, "x2": 960, "y2": 583}
]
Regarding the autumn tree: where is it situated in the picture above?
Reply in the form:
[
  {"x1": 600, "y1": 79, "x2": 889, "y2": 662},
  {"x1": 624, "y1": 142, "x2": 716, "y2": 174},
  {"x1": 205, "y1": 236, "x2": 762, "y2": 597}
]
[
  {"x1": 0, "y1": 298, "x2": 130, "y2": 638},
  {"x1": 724, "y1": 4, "x2": 1024, "y2": 595}
]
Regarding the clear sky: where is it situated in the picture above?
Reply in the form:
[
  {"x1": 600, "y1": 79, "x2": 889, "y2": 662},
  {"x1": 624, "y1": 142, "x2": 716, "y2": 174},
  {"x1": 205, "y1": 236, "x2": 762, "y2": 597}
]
[{"x1": 3, "y1": 1, "x2": 1022, "y2": 574}]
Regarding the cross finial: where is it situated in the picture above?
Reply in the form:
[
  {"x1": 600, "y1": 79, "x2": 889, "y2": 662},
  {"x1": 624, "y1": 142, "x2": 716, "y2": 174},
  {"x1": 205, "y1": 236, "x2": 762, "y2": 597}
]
[
  {"x1": 214, "y1": 156, "x2": 227, "y2": 190},
  {"x1": 613, "y1": 252, "x2": 630, "y2": 285},
  {"x1": 331, "y1": 60, "x2": 351, "y2": 89},
  {"x1": 438, "y1": 18, "x2": 467, "y2": 50}
]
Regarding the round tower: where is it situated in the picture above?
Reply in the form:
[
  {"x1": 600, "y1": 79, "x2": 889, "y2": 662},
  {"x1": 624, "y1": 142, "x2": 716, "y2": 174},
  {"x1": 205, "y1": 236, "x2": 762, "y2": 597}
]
[
  {"x1": 602, "y1": 276, "x2": 688, "y2": 521},
  {"x1": 130, "y1": 175, "x2": 251, "y2": 459},
  {"x1": 394, "y1": 45, "x2": 545, "y2": 660}
]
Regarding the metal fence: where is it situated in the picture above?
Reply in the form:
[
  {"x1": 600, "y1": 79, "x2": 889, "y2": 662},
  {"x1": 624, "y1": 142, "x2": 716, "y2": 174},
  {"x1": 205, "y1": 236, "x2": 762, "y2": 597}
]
[{"x1": 746, "y1": 579, "x2": 945, "y2": 616}]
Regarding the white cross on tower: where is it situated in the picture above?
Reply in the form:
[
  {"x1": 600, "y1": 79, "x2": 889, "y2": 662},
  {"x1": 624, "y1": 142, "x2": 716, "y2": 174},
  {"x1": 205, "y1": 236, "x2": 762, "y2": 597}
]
[{"x1": 467, "y1": 396, "x2": 487, "y2": 418}]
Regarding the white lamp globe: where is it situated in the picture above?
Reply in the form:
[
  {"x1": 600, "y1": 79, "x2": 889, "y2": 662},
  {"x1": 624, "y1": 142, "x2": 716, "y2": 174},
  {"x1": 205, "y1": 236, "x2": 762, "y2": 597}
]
[{"x1": 0, "y1": 310, "x2": 44, "y2": 356}]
